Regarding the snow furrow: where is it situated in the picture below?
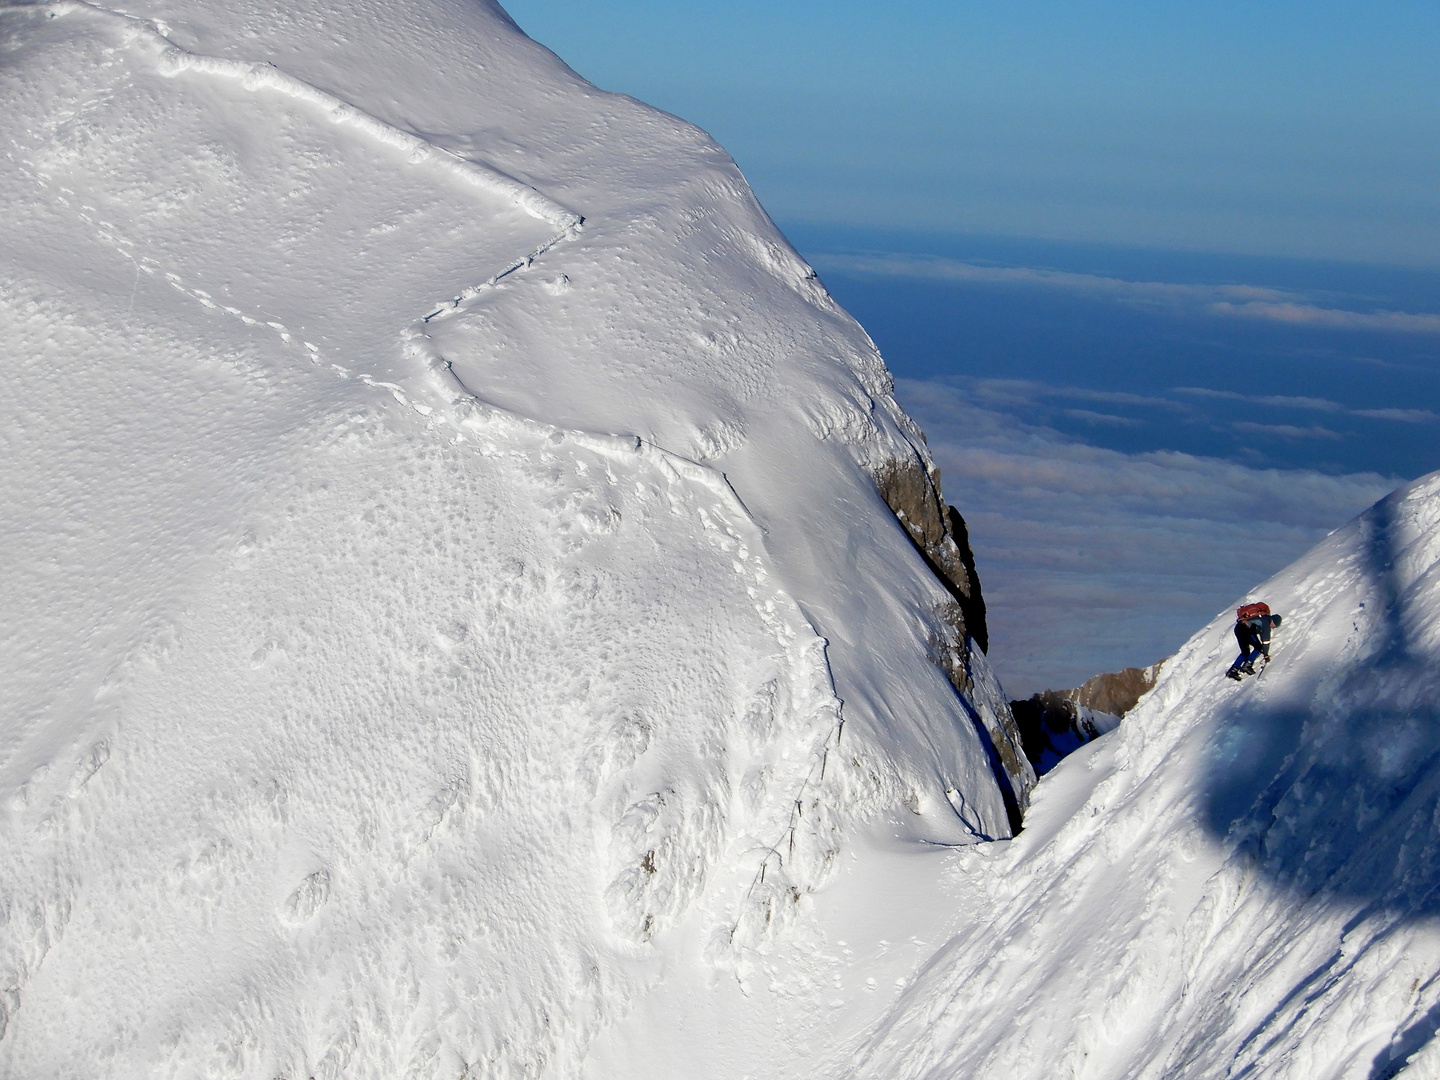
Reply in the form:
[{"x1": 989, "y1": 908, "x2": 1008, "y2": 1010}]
[{"x1": 423, "y1": 229, "x2": 583, "y2": 324}]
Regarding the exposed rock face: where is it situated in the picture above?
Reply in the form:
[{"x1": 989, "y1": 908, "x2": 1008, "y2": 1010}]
[
  {"x1": 1069, "y1": 662, "x2": 1164, "y2": 717},
  {"x1": 874, "y1": 453, "x2": 1029, "y2": 826},
  {"x1": 1011, "y1": 660, "x2": 1165, "y2": 774},
  {"x1": 944, "y1": 507, "x2": 988, "y2": 655},
  {"x1": 874, "y1": 456, "x2": 989, "y2": 653}
]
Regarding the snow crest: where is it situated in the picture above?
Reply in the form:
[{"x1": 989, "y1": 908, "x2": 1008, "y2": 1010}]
[{"x1": 51, "y1": 0, "x2": 584, "y2": 230}]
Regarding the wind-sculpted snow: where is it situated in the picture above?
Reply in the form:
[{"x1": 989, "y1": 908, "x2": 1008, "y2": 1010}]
[
  {"x1": 56, "y1": 0, "x2": 581, "y2": 231},
  {"x1": 846, "y1": 471, "x2": 1440, "y2": 1080},
  {"x1": 0, "y1": 0, "x2": 1015, "y2": 1075}
]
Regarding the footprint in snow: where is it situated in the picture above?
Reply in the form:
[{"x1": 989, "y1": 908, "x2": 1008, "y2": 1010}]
[{"x1": 281, "y1": 869, "x2": 331, "y2": 925}]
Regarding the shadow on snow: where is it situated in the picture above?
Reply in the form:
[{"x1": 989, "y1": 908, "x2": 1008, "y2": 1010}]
[{"x1": 1197, "y1": 488, "x2": 1440, "y2": 1074}]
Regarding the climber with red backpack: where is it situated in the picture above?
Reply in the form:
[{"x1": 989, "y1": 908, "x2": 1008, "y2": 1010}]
[{"x1": 1226, "y1": 602, "x2": 1283, "y2": 680}]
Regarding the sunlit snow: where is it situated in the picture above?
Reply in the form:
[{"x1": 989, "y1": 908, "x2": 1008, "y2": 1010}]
[{"x1": 3, "y1": 2, "x2": 1439, "y2": 1078}]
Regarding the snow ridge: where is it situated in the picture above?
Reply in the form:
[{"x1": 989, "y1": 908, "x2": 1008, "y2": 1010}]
[{"x1": 44, "y1": 0, "x2": 583, "y2": 230}]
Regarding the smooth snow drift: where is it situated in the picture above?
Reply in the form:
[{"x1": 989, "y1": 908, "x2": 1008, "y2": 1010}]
[{"x1": 1, "y1": 0, "x2": 1022, "y2": 1075}]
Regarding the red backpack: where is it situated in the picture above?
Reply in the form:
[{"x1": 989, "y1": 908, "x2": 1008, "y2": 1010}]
[{"x1": 1237, "y1": 602, "x2": 1270, "y2": 621}]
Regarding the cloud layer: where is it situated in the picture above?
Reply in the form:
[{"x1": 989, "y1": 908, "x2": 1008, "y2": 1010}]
[
  {"x1": 1176, "y1": 386, "x2": 1439, "y2": 425},
  {"x1": 814, "y1": 252, "x2": 1440, "y2": 335}
]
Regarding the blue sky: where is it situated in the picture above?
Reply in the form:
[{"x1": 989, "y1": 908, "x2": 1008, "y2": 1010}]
[
  {"x1": 505, "y1": 1, "x2": 1440, "y2": 266},
  {"x1": 502, "y1": 2, "x2": 1440, "y2": 693}
]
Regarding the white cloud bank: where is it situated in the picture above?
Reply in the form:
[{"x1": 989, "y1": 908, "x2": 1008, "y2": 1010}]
[
  {"x1": 814, "y1": 252, "x2": 1440, "y2": 335},
  {"x1": 1175, "y1": 386, "x2": 1440, "y2": 427},
  {"x1": 898, "y1": 378, "x2": 1397, "y2": 695},
  {"x1": 1211, "y1": 300, "x2": 1440, "y2": 335}
]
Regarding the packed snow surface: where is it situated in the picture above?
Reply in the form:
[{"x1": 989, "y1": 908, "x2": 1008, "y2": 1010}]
[
  {"x1": 2, "y1": 0, "x2": 1019, "y2": 1075},
  {"x1": 6, "y1": 1, "x2": 1439, "y2": 1078}
]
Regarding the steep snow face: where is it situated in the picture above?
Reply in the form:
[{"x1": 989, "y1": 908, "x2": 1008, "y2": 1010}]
[
  {"x1": 848, "y1": 471, "x2": 1440, "y2": 1080},
  {"x1": 0, "y1": 1, "x2": 1023, "y2": 1075}
]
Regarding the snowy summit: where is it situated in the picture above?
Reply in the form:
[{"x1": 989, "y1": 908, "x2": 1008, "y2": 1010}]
[
  {"x1": 2, "y1": 0, "x2": 1020, "y2": 1074},
  {"x1": 4, "y1": 2, "x2": 1440, "y2": 1078}
]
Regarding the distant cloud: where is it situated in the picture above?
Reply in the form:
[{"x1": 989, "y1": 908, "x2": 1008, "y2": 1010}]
[
  {"x1": 1175, "y1": 387, "x2": 1346, "y2": 413},
  {"x1": 921, "y1": 375, "x2": 1439, "y2": 465},
  {"x1": 1210, "y1": 301, "x2": 1440, "y2": 335},
  {"x1": 1231, "y1": 420, "x2": 1344, "y2": 441},
  {"x1": 1354, "y1": 408, "x2": 1439, "y2": 423},
  {"x1": 812, "y1": 252, "x2": 1291, "y2": 306},
  {"x1": 814, "y1": 252, "x2": 1440, "y2": 336},
  {"x1": 968, "y1": 378, "x2": 1185, "y2": 412},
  {"x1": 1176, "y1": 387, "x2": 1439, "y2": 425},
  {"x1": 895, "y1": 377, "x2": 1397, "y2": 695},
  {"x1": 1063, "y1": 408, "x2": 1143, "y2": 427}
]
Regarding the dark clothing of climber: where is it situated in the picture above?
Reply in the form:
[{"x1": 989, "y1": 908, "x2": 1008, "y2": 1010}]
[{"x1": 1227, "y1": 611, "x2": 1282, "y2": 679}]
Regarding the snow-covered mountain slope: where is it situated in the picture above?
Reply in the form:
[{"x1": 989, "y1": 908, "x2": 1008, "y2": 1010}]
[
  {"x1": 0, "y1": 1, "x2": 1027, "y2": 1075},
  {"x1": 842, "y1": 470, "x2": 1440, "y2": 1080},
  {"x1": 20, "y1": 3, "x2": 1431, "y2": 1077}
]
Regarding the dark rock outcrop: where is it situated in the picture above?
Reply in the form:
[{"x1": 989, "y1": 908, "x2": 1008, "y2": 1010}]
[
  {"x1": 945, "y1": 507, "x2": 988, "y2": 655},
  {"x1": 1011, "y1": 660, "x2": 1164, "y2": 775},
  {"x1": 1068, "y1": 663, "x2": 1163, "y2": 718},
  {"x1": 1011, "y1": 693, "x2": 1119, "y2": 776},
  {"x1": 874, "y1": 456, "x2": 989, "y2": 653}
]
